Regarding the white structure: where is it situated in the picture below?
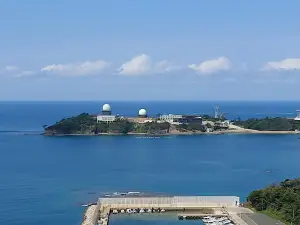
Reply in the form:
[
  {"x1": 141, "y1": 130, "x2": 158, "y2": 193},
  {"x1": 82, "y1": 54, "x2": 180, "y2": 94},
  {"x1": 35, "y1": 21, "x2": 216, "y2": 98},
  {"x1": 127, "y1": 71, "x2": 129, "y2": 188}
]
[
  {"x1": 138, "y1": 109, "x2": 147, "y2": 117},
  {"x1": 159, "y1": 114, "x2": 182, "y2": 125},
  {"x1": 102, "y1": 104, "x2": 111, "y2": 112},
  {"x1": 98, "y1": 196, "x2": 240, "y2": 208},
  {"x1": 97, "y1": 115, "x2": 116, "y2": 123},
  {"x1": 295, "y1": 110, "x2": 300, "y2": 121},
  {"x1": 137, "y1": 119, "x2": 153, "y2": 124}
]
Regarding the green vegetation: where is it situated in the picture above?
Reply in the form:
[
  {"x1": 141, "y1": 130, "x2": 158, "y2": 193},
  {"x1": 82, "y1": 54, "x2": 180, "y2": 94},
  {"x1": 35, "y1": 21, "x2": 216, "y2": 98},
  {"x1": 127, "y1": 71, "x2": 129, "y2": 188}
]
[
  {"x1": 133, "y1": 122, "x2": 170, "y2": 134},
  {"x1": 95, "y1": 119, "x2": 134, "y2": 134},
  {"x1": 201, "y1": 114, "x2": 226, "y2": 122},
  {"x1": 176, "y1": 122, "x2": 205, "y2": 132},
  {"x1": 234, "y1": 117, "x2": 300, "y2": 131},
  {"x1": 247, "y1": 178, "x2": 300, "y2": 224},
  {"x1": 45, "y1": 113, "x2": 97, "y2": 135},
  {"x1": 45, "y1": 114, "x2": 170, "y2": 135}
]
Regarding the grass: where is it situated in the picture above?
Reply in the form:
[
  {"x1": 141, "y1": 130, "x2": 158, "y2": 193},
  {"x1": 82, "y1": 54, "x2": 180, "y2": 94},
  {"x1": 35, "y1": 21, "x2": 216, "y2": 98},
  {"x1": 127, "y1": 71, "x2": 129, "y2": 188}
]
[
  {"x1": 244, "y1": 204, "x2": 290, "y2": 224},
  {"x1": 260, "y1": 209, "x2": 289, "y2": 225}
]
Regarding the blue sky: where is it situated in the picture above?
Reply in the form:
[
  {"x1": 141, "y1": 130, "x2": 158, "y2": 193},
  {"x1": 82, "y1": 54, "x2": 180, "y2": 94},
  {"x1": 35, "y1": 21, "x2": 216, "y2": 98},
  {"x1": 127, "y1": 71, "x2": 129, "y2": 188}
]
[{"x1": 1, "y1": 0, "x2": 300, "y2": 101}]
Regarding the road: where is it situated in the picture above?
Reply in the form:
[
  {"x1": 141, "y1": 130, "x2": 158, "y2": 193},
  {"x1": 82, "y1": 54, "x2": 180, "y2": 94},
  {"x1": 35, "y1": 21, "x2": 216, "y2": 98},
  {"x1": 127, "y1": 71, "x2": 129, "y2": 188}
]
[{"x1": 239, "y1": 213, "x2": 286, "y2": 225}]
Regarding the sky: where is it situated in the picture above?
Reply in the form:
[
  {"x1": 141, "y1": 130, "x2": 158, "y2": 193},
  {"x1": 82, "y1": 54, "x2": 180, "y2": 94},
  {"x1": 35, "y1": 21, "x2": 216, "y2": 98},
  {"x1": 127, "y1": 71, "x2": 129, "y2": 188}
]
[{"x1": 1, "y1": 0, "x2": 300, "y2": 101}]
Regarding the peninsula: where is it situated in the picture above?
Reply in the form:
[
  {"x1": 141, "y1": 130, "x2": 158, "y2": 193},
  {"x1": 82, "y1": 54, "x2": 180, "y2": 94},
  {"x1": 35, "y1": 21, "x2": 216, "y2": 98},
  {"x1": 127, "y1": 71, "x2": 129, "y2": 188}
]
[{"x1": 44, "y1": 103, "x2": 300, "y2": 136}]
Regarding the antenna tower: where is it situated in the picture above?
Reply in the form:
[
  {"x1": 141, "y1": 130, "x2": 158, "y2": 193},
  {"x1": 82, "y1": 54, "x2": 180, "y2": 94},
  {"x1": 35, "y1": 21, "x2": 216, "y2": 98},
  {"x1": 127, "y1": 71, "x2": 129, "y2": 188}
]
[{"x1": 214, "y1": 105, "x2": 220, "y2": 119}]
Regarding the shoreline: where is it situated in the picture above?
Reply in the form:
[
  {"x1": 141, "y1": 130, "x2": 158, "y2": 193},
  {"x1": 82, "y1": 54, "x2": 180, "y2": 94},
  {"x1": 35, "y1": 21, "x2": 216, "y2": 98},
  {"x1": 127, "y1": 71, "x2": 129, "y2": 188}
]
[{"x1": 44, "y1": 129, "x2": 300, "y2": 136}]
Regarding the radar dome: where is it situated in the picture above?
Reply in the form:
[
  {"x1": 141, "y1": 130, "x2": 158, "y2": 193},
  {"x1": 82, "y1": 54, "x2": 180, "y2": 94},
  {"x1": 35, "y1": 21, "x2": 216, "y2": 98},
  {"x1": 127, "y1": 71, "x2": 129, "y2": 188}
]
[
  {"x1": 102, "y1": 104, "x2": 111, "y2": 112},
  {"x1": 138, "y1": 108, "x2": 147, "y2": 116}
]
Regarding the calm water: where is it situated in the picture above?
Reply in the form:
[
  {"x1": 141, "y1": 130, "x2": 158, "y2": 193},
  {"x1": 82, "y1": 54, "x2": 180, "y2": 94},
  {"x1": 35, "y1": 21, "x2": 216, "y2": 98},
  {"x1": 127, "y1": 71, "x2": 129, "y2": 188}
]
[{"x1": 0, "y1": 101, "x2": 300, "y2": 225}]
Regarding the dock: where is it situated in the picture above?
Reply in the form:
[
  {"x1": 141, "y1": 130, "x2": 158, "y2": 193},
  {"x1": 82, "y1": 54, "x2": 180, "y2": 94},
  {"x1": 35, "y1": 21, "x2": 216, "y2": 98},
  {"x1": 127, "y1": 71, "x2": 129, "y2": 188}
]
[{"x1": 81, "y1": 195, "x2": 245, "y2": 225}]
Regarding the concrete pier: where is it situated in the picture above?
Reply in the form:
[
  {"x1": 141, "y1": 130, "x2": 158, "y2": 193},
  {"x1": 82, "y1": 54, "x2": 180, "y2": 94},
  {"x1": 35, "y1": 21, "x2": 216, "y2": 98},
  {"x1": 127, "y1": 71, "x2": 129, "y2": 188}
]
[
  {"x1": 82, "y1": 204, "x2": 98, "y2": 225},
  {"x1": 83, "y1": 195, "x2": 241, "y2": 225},
  {"x1": 99, "y1": 195, "x2": 240, "y2": 209}
]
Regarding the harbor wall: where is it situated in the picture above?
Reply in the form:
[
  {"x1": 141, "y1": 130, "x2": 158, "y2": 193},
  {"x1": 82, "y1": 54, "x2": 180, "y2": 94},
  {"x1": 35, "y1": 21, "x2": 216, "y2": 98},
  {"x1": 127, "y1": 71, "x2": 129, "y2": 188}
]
[
  {"x1": 91, "y1": 203, "x2": 101, "y2": 224},
  {"x1": 98, "y1": 196, "x2": 240, "y2": 208}
]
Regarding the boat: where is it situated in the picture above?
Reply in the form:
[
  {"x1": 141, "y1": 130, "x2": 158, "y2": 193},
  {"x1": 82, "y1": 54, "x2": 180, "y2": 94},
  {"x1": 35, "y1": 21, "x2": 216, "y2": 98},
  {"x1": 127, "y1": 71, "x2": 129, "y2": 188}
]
[
  {"x1": 139, "y1": 208, "x2": 145, "y2": 213},
  {"x1": 126, "y1": 209, "x2": 133, "y2": 214},
  {"x1": 127, "y1": 191, "x2": 140, "y2": 195}
]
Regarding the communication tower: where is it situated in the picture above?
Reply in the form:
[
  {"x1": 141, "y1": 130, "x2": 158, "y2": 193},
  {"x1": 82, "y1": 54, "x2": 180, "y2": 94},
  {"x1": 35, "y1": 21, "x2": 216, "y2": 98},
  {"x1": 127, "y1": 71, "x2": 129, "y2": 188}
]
[{"x1": 214, "y1": 105, "x2": 220, "y2": 119}]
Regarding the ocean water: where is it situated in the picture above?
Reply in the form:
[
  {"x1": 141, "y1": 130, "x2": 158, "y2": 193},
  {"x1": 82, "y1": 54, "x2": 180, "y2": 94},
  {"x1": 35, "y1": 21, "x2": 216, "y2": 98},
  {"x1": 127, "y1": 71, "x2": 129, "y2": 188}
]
[{"x1": 0, "y1": 101, "x2": 300, "y2": 225}]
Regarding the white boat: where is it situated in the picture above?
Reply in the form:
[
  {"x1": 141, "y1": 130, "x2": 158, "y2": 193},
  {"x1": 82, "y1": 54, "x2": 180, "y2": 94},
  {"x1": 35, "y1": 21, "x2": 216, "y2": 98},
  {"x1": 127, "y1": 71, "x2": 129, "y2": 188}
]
[
  {"x1": 139, "y1": 208, "x2": 145, "y2": 213},
  {"x1": 120, "y1": 209, "x2": 125, "y2": 213},
  {"x1": 132, "y1": 209, "x2": 137, "y2": 213},
  {"x1": 127, "y1": 191, "x2": 140, "y2": 195},
  {"x1": 147, "y1": 209, "x2": 152, "y2": 213},
  {"x1": 126, "y1": 209, "x2": 133, "y2": 214},
  {"x1": 112, "y1": 209, "x2": 118, "y2": 214},
  {"x1": 160, "y1": 209, "x2": 165, "y2": 212}
]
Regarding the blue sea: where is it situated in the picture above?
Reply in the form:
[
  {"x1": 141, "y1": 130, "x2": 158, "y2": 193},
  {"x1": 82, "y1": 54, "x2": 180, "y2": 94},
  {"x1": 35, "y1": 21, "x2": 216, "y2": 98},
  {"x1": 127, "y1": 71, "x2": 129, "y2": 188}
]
[{"x1": 0, "y1": 101, "x2": 300, "y2": 225}]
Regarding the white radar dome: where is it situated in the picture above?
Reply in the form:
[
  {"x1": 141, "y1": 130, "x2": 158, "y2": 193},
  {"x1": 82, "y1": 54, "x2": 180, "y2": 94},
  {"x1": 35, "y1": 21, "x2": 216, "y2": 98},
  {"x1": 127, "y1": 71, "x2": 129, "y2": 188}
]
[
  {"x1": 138, "y1": 108, "x2": 147, "y2": 116},
  {"x1": 102, "y1": 103, "x2": 111, "y2": 111}
]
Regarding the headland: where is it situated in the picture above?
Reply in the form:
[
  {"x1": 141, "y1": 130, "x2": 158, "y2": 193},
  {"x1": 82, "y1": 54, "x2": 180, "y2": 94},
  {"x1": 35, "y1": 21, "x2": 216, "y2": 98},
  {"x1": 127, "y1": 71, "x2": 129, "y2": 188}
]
[{"x1": 44, "y1": 103, "x2": 300, "y2": 136}]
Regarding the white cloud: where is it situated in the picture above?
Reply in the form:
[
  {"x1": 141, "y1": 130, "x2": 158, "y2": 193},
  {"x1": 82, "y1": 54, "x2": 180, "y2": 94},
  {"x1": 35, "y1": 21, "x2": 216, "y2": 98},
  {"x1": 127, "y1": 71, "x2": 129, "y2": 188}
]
[
  {"x1": 154, "y1": 60, "x2": 182, "y2": 73},
  {"x1": 1, "y1": 65, "x2": 36, "y2": 78},
  {"x1": 41, "y1": 60, "x2": 111, "y2": 76},
  {"x1": 262, "y1": 58, "x2": 300, "y2": 71},
  {"x1": 15, "y1": 70, "x2": 36, "y2": 77},
  {"x1": 5, "y1": 65, "x2": 18, "y2": 72},
  {"x1": 118, "y1": 54, "x2": 151, "y2": 75},
  {"x1": 118, "y1": 54, "x2": 181, "y2": 75},
  {"x1": 188, "y1": 57, "x2": 232, "y2": 75}
]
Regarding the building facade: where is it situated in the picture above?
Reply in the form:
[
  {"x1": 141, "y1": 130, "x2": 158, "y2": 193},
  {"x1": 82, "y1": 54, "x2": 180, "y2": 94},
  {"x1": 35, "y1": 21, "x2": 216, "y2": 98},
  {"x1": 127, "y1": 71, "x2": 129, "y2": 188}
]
[
  {"x1": 97, "y1": 115, "x2": 116, "y2": 123},
  {"x1": 159, "y1": 114, "x2": 183, "y2": 125},
  {"x1": 159, "y1": 114, "x2": 202, "y2": 125}
]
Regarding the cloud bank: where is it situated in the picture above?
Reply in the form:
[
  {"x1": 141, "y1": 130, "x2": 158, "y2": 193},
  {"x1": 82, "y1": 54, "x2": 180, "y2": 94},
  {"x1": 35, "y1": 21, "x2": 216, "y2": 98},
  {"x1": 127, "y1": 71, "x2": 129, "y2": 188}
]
[
  {"x1": 188, "y1": 57, "x2": 232, "y2": 75},
  {"x1": 118, "y1": 54, "x2": 181, "y2": 75},
  {"x1": 5, "y1": 65, "x2": 18, "y2": 72},
  {"x1": 262, "y1": 58, "x2": 300, "y2": 71},
  {"x1": 41, "y1": 60, "x2": 111, "y2": 76},
  {"x1": 6, "y1": 55, "x2": 300, "y2": 79}
]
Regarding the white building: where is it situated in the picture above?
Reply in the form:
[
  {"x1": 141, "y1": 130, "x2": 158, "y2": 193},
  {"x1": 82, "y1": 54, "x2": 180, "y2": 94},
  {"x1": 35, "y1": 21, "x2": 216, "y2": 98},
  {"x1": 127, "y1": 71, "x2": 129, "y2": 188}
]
[
  {"x1": 97, "y1": 115, "x2": 116, "y2": 123},
  {"x1": 159, "y1": 114, "x2": 183, "y2": 125},
  {"x1": 295, "y1": 110, "x2": 300, "y2": 121}
]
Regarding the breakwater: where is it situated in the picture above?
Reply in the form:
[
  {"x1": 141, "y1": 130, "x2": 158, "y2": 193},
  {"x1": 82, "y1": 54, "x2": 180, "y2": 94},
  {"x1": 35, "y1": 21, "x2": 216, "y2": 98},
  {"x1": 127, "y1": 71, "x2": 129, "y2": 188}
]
[{"x1": 81, "y1": 195, "x2": 243, "y2": 225}]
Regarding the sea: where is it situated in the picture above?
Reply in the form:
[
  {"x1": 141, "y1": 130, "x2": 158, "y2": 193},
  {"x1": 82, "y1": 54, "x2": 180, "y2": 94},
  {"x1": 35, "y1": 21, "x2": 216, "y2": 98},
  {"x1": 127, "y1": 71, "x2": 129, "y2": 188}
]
[{"x1": 0, "y1": 101, "x2": 300, "y2": 225}]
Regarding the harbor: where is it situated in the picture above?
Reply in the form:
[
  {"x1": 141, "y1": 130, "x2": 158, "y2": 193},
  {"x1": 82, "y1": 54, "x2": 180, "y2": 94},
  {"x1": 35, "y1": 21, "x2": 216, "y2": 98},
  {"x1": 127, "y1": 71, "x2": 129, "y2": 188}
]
[{"x1": 81, "y1": 193, "x2": 253, "y2": 225}]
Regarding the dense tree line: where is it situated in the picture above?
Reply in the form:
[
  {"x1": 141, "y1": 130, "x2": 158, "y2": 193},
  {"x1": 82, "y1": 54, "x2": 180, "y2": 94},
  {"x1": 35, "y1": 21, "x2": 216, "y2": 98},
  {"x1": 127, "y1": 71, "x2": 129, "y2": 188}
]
[
  {"x1": 45, "y1": 113, "x2": 97, "y2": 134},
  {"x1": 234, "y1": 117, "x2": 300, "y2": 131},
  {"x1": 133, "y1": 122, "x2": 170, "y2": 134},
  {"x1": 95, "y1": 119, "x2": 134, "y2": 134},
  {"x1": 176, "y1": 122, "x2": 205, "y2": 132},
  {"x1": 45, "y1": 114, "x2": 170, "y2": 135},
  {"x1": 247, "y1": 179, "x2": 300, "y2": 224}
]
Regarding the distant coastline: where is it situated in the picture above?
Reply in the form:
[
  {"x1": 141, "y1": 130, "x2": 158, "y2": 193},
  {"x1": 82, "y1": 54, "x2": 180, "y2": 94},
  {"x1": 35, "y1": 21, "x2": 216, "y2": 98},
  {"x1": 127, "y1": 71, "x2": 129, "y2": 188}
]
[
  {"x1": 44, "y1": 128, "x2": 299, "y2": 136},
  {"x1": 43, "y1": 103, "x2": 300, "y2": 136}
]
